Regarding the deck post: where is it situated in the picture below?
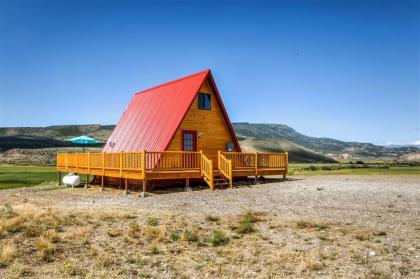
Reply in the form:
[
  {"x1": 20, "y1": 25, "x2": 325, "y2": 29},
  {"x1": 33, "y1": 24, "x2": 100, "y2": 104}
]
[
  {"x1": 100, "y1": 176, "x2": 104, "y2": 191},
  {"x1": 85, "y1": 174, "x2": 89, "y2": 188},
  {"x1": 141, "y1": 179, "x2": 148, "y2": 198},
  {"x1": 254, "y1": 152, "x2": 258, "y2": 184},
  {"x1": 217, "y1": 151, "x2": 221, "y2": 170},
  {"x1": 123, "y1": 178, "x2": 128, "y2": 196},
  {"x1": 57, "y1": 171, "x2": 62, "y2": 186},
  {"x1": 185, "y1": 178, "x2": 192, "y2": 192}
]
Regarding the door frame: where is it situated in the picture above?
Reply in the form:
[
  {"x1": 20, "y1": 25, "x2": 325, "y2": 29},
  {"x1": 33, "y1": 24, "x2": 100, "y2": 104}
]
[{"x1": 181, "y1": 130, "x2": 197, "y2": 151}]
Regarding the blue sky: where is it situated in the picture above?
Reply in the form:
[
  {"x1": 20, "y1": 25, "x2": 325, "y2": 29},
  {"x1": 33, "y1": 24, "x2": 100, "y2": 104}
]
[{"x1": 0, "y1": 0, "x2": 419, "y2": 145}]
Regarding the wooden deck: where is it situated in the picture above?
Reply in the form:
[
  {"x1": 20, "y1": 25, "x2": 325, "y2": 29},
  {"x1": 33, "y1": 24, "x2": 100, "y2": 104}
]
[{"x1": 56, "y1": 151, "x2": 288, "y2": 193}]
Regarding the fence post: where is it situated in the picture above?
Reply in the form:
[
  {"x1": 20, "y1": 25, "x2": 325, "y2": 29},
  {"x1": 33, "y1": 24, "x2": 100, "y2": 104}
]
[{"x1": 217, "y1": 150, "x2": 221, "y2": 170}]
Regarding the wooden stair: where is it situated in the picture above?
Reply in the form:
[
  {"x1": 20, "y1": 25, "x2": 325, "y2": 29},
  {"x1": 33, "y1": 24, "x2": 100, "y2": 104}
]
[{"x1": 213, "y1": 176, "x2": 230, "y2": 188}]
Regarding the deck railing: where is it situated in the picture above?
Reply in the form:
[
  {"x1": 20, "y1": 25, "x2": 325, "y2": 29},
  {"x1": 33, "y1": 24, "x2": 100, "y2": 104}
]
[
  {"x1": 218, "y1": 151, "x2": 232, "y2": 188},
  {"x1": 257, "y1": 153, "x2": 288, "y2": 169},
  {"x1": 222, "y1": 152, "x2": 256, "y2": 169},
  {"x1": 145, "y1": 151, "x2": 201, "y2": 170},
  {"x1": 200, "y1": 152, "x2": 214, "y2": 191},
  {"x1": 223, "y1": 151, "x2": 288, "y2": 174},
  {"x1": 57, "y1": 150, "x2": 288, "y2": 191},
  {"x1": 57, "y1": 151, "x2": 147, "y2": 179}
]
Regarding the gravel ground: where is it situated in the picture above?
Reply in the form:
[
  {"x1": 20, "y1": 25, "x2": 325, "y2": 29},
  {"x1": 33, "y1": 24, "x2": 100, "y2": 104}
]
[
  {"x1": 1, "y1": 175, "x2": 419, "y2": 278},
  {"x1": 2, "y1": 175, "x2": 419, "y2": 226}
]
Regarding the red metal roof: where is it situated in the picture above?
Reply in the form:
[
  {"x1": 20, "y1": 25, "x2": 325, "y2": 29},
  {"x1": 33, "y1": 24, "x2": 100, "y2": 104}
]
[{"x1": 103, "y1": 69, "x2": 241, "y2": 152}]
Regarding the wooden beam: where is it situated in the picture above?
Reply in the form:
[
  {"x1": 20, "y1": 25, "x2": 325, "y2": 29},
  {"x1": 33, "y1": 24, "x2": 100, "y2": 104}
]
[
  {"x1": 141, "y1": 179, "x2": 148, "y2": 197},
  {"x1": 85, "y1": 174, "x2": 89, "y2": 188}
]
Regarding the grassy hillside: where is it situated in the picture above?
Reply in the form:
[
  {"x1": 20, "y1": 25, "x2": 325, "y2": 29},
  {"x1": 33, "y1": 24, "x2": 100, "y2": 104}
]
[
  {"x1": 0, "y1": 125, "x2": 114, "y2": 141},
  {"x1": 0, "y1": 123, "x2": 418, "y2": 163},
  {"x1": 234, "y1": 123, "x2": 418, "y2": 161},
  {"x1": 239, "y1": 138, "x2": 335, "y2": 163}
]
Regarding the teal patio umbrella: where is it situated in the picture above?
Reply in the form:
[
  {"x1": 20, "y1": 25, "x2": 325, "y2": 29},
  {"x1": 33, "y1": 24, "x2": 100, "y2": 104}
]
[{"x1": 66, "y1": 135, "x2": 98, "y2": 152}]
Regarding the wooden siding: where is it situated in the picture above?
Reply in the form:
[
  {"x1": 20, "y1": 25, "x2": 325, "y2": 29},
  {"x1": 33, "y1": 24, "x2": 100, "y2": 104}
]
[{"x1": 166, "y1": 79, "x2": 237, "y2": 163}]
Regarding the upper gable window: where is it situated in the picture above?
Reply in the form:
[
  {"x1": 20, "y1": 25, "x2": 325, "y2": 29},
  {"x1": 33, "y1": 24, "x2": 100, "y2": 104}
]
[{"x1": 198, "y1": 93, "x2": 211, "y2": 110}]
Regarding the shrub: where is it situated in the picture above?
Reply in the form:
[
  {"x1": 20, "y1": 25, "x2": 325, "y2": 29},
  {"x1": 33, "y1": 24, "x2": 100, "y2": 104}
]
[
  {"x1": 184, "y1": 230, "x2": 199, "y2": 242},
  {"x1": 95, "y1": 252, "x2": 116, "y2": 268},
  {"x1": 373, "y1": 231, "x2": 387, "y2": 236},
  {"x1": 205, "y1": 215, "x2": 220, "y2": 222},
  {"x1": 143, "y1": 227, "x2": 165, "y2": 242},
  {"x1": 0, "y1": 241, "x2": 17, "y2": 267},
  {"x1": 128, "y1": 220, "x2": 140, "y2": 237},
  {"x1": 62, "y1": 259, "x2": 86, "y2": 276},
  {"x1": 296, "y1": 221, "x2": 310, "y2": 229},
  {"x1": 354, "y1": 231, "x2": 372, "y2": 241},
  {"x1": 36, "y1": 238, "x2": 56, "y2": 262},
  {"x1": 146, "y1": 217, "x2": 159, "y2": 226},
  {"x1": 236, "y1": 221, "x2": 254, "y2": 234},
  {"x1": 0, "y1": 203, "x2": 17, "y2": 219},
  {"x1": 170, "y1": 231, "x2": 180, "y2": 242},
  {"x1": 2, "y1": 217, "x2": 25, "y2": 234},
  {"x1": 210, "y1": 230, "x2": 229, "y2": 247},
  {"x1": 235, "y1": 210, "x2": 260, "y2": 234},
  {"x1": 239, "y1": 211, "x2": 260, "y2": 224},
  {"x1": 42, "y1": 230, "x2": 60, "y2": 243},
  {"x1": 148, "y1": 244, "x2": 159, "y2": 255},
  {"x1": 24, "y1": 224, "x2": 43, "y2": 237}
]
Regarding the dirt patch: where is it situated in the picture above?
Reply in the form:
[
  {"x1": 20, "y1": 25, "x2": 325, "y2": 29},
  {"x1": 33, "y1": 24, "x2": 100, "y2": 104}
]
[{"x1": 0, "y1": 175, "x2": 419, "y2": 278}]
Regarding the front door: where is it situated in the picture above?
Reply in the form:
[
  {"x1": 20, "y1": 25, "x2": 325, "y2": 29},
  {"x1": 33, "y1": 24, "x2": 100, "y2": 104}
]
[{"x1": 182, "y1": 131, "x2": 197, "y2": 151}]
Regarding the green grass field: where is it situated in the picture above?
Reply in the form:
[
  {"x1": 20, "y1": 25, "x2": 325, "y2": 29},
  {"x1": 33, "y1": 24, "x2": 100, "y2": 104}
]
[
  {"x1": 0, "y1": 163, "x2": 419, "y2": 190},
  {"x1": 289, "y1": 163, "x2": 420, "y2": 176},
  {"x1": 0, "y1": 164, "x2": 57, "y2": 189}
]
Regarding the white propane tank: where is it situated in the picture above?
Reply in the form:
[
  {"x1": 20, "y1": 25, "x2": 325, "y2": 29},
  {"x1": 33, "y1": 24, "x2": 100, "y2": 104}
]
[{"x1": 62, "y1": 173, "x2": 81, "y2": 187}]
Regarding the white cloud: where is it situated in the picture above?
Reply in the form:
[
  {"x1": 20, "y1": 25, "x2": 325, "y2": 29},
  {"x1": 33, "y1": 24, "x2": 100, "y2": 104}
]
[{"x1": 383, "y1": 140, "x2": 420, "y2": 146}]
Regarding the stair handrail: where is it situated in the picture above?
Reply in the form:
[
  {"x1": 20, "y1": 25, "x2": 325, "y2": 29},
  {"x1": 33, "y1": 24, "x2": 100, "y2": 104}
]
[
  {"x1": 200, "y1": 151, "x2": 214, "y2": 191},
  {"x1": 218, "y1": 151, "x2": 233, "y2": 189}
]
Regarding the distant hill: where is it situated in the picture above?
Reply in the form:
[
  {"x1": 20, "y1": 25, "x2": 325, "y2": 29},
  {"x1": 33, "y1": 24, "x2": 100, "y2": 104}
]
[
  {"x1": 0, "y1": 123, "x2": 418, "y2": 163},
  {"x1": 0, "y1": 125, "x2": 114, "y2": 141},
  {"x1": 233, "y1": 123, "x2": 418, "y2": 161},
  {"x1": 0, "y1": 135, "x2": 104, "y2": 152}
]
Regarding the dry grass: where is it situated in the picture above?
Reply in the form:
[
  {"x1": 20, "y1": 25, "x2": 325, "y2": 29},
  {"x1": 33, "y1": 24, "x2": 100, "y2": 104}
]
[
  {"x1": 0, "y1": 241, "x2": 17, "y2": 267},
  {"x1": 0, "y1": 202, "x2": 417, "y2": 278}
]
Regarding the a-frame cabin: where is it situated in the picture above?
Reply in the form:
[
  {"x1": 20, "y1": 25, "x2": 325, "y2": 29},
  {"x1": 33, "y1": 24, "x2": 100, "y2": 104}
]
[
  {"x1": 103, "y1": 69, "x2": 240, "y2": 164},
  {"x1": 57, "y1": 70, "x2": 288, "y2": 194}
]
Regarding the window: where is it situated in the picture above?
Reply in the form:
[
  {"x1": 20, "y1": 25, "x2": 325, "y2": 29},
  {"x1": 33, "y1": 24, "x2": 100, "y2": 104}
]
[
  {"x1": 198, "y1": 93, "x2": 211, "y2": 110},
  {"x1": 182, "y1": 131, "x2": 197, "y2": 151}
]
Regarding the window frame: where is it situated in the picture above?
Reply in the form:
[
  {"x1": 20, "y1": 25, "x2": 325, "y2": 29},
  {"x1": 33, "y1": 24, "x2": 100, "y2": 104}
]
[
  {"x1": 198, "y1": 93, "x2": 211, "y2": 110},
  {"x1": 181, "y1": 130, "x2": 197, "y2": 151}
]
